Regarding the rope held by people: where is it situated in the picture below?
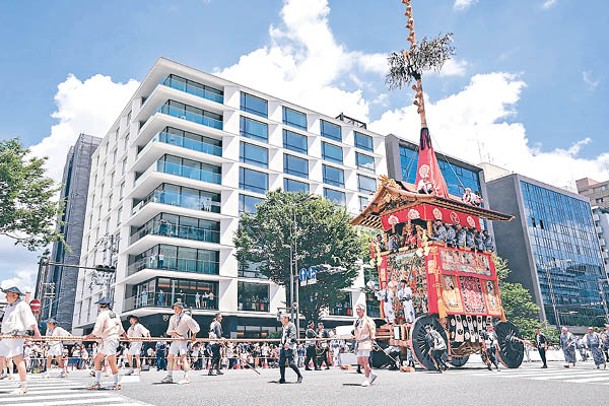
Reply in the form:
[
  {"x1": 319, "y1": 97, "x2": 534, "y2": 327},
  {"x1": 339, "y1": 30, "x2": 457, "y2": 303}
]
[{"x1": 0, "y1": 334, "x2": 392, "y2": 343}]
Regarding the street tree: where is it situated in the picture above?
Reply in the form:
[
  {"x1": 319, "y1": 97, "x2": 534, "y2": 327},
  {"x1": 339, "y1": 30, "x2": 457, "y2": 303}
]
[
  {"x1": 0, "y1": 138, "x2": 62, "y2": 250},
  {"x1": 496, "y1": 256, "x2": 558, "y2": 343},
  {"x1": 234, "y1": 190, "x2": 366, "y2": 323}
]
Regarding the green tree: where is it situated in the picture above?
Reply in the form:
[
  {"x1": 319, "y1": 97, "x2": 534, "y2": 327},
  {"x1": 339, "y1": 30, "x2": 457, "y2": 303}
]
[
  {"x1": 495, "y1": 256, "x2": 558, "y2": 343},
  {"x1": 234, "y1": 190, "x2": 364, "y2": 323},
  {"x1": 0, "y1": 139, "x2": 62, "y2": 250}
]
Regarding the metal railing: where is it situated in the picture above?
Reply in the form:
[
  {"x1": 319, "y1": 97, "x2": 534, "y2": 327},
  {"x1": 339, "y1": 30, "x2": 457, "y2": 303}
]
[
  {"x1": 132, "y1": 190, "x2": 221, "y2": 216},
  {"x1": 127, "y1": 256, "x2": 220, "y2": 276},
  {"x1": 130, "y1": 219, "x2": 220, "y2": 245}
]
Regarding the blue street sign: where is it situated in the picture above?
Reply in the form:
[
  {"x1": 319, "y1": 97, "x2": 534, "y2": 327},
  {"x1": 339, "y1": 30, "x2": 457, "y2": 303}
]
[
  {"x1": 299, "y1": 268, "x2": 308, "y2": 281},
  {"x1": 308, "y1": 266, "x2": 317, "y2": 280}
]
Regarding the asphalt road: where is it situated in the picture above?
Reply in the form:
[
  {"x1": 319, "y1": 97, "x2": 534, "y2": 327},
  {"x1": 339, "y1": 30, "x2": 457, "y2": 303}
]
[{"x1": 43, "y1": 359, "x2": 608, "y2": 406}]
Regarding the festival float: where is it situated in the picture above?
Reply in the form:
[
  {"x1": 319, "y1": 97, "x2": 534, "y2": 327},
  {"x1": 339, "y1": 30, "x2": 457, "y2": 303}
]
[{"x1": 350, "y1": 0, "x2": 525, "y2": 370}]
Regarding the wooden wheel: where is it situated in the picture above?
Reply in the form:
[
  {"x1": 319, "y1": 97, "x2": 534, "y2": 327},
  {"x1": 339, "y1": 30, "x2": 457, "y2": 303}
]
[
  {"x1": 448, "y1": 354, "x2": 469, "y2": 367},
  {"x1": 495, "y1": 321, "x2": 524, "y2": 368},
  {"x1": 410, "y1": 315, "x2": 446, "y2": 370}
]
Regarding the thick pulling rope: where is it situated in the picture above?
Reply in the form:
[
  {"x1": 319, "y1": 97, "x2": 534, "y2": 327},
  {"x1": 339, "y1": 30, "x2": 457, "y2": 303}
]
[{"x1": 0, "y1": 335, "x2": 392, "y2": 343}]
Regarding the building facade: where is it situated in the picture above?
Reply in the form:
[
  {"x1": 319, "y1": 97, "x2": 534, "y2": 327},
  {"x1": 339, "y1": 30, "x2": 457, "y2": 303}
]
[
  {"x1": 488, "y1": 173, "x2": 607, "y2": 327},
  {"x1": 72, "y1": 58, "x2": 386, "y2": 337},
  {"x1": 385, "y1": 134, "x2": 490, "y2": 203},
  {"x1": 577, "y1": 177, "x2": 609, "y2": 209},
  {"x1": 592, "y1": 207, "x2": 609, "y2": 273},
  {"x1": 38, "y1": 134, "x2": 100, "y2": 330}
]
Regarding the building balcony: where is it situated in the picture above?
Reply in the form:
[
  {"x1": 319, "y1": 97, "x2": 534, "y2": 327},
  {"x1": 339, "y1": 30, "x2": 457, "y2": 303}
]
[
  {"x1": 157, "y1": 160, "x2": 222, "y2": 185},
  {"x1": 158, "y1": 102, "x2": 223, "y2": 131},
  {"x1": 130, "y1": 219, "x2": 220, "y2": 245},
  {"x1": 161, "y1": 74, "x2": 224, "y2": 104},
  {"x1": 155, "y1": 130, "x2": 222, "y2": 157},
  {"x1": 123, "y1": 291, "x2": 219, "y2": 312},
  {"x1": 132, "y1": 189, "x2": 221, "y2": 217},
  {"x1": 127, "y1": 256, "x2": 219, "y2": 277}
]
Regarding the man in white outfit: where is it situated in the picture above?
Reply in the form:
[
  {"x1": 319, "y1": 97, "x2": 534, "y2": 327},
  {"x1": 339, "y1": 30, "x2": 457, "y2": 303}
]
[
  {"x1": 0, "y1": 287, "x2": 41, "y2": 395},
  {"x1": 353, "y1": 303, "x2": 377, "y2": 387},
  {"x1": 125, "y1": 315, "x2": 150, "y2": 376},
  {"x1": 161, "y1": 302, "x2": 200, "y2": 384},
  {"x1": 83, "y1": 297, "x2": 126, "y2": 390},
  {"x1": 44, "y1": 318, "x2": 71, "y2": 378}
]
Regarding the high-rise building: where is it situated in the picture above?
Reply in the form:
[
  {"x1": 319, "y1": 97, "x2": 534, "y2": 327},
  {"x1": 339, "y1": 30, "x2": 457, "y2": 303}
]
[
  {"x1": 385, "y1": 135, "x2": 489, "y2": 201},
  {"x1": 577, "y1": 177, "x2": 609, "y2": 209},
  {"x1": 592, "y1": 207, "x2": 609, "y2": 272},
  {"x1": 38, "y1": 134, "x2": 101, "y2": 330},
  {"x1": 72, "y1": 58, "x2": 387, "y2": 337},
  {"x1": 487, "y1": 171, "x2": 607, "y2": 327}
]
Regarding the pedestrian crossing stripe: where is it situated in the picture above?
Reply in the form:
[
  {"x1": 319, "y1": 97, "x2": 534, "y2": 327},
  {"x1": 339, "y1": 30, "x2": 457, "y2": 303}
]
[
  {"x1": 0, "y1": 377, "x2": 151, "y2": 406},
  {"x1": 472, "y1": 368, "x2": 609, "y2": 385},
  {"x1": 2, "y1": 398, "x2": 132, "y2": 406}
]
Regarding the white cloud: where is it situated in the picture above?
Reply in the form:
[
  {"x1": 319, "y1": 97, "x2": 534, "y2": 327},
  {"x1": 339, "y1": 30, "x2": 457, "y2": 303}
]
[
  {"x1": 0, "y1": 240, "x2": 40, "y2": 293},
  {"x1": 436, "y1": 58, "x2": 468, "y2": 77},
  {"x1": 583, "y1": 71, "x2": 600, "y2": 91},
  {"x1": 216, "y1": 0, "x2": 386, "y2": 121},
  {"x1": 542, "y1": 0, "x2": 557, "y2": 10},
  {"x1": 29, "y1": 74, "x2": 139, "y2": 182},
  {"x1": 454, "y1": 0, "x2": 478, "y2": 11},
  {"x1": 370, "y1": 72, "x2": 609, "y2": 189},
  {"x1": 0, "y1": 267, "x2": 37, "y2": 294},
  {"x1": 1, "y1": 74, "x2": 139, "y2": 294}
]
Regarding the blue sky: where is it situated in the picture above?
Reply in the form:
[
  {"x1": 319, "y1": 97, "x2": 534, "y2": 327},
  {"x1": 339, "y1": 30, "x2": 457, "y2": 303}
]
[
  {"x1": 1, "y1": 0, "x2": 608, "y2": 289},
  {"x1": 1, "y1": 0, "x2": 606, "y2": 156}
]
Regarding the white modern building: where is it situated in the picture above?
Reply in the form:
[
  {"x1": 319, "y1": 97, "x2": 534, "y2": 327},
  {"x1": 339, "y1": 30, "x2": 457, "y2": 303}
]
[{"x1": 72, "y1": 57, "x2": 387, "y2": 337}]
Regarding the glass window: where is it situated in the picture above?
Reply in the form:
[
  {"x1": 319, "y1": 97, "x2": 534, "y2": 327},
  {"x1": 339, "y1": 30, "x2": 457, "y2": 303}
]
[
  {"x1": 359, "y1": 196, "x2": 369, "y2": 212},
  {"x1": 283, "y1": 129, "x2": 308, "y2": 154},
  {"x1": 323, "y1": 164, "x2": 344, "y2": 187},
  {"x1": 354, "y1": 131, "x2": 373, "y2": 151},
  {"x1": 240, "y1": 92, "x2": 268, "y2": 118},
  {"x1": 399, "y1": 144, "x2": 482, "y2": 198},
  {"x1": 284, "y1": 178, "x2": 310, "y2": 193},
  {"x1": 240, "y1": 142, "x2": 268, "y2": 168},
  {"x1": 239, "y1": 194, "x2": 264, "y2": 214},
  {"x1": 358, "y1": 174, "x2": 377, "y2": 194},
  {"x1": 283, "y1": 154, "x2": 309, "y2": 179},
  {"x1": 329, "y1": 291, "x2": 352, "y2": 316},
  {"x1": 324, "y1": 188, "x2": 346, "y2": 206},
  {"x1": 356, "y1": 152, "x2": 375, "y2": 171},
  {"x1": 282, "y1": 107, "x2": 307, "y2": 130},
  {"x1": 322, "y1": 142, "x2": 343, "y2": 164},
  {"x1": 239, "y1": 168, "x2": 268, "y2": 194},
  {"x1": 240, "y1": 116, "x2": 268, "y2": 143},
  {"x1": 320, "y1": 120, "x2": 342, "y2": 141},
  {"x1": 238, "y1": 282, "x2": 270, "y2": 312}
]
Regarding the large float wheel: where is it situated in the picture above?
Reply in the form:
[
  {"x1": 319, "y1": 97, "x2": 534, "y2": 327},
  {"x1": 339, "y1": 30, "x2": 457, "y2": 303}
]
[
  {"x1": 495, "y1": 321, "x2": 524, "y2": 368},
  {"x1": 410, "y1": 315, "x2": 446, "y2": 370},
  {"x1": 448, "y1": 354, "x2": 469, "y2": 367},
  {"x1": 447, "y1": 341, "x2": 469, "y2": 367}
]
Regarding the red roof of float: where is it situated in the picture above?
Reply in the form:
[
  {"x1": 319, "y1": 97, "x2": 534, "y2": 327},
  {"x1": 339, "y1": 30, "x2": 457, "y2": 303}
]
[{"x1": 350, "y1": 176, "x2": 513, "y2": 230}]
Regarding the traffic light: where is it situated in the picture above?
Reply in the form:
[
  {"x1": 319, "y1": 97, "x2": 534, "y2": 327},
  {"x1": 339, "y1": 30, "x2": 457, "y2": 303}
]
[{"x1": 95, "y1": 265, "x2": 116, "y2": 273}]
